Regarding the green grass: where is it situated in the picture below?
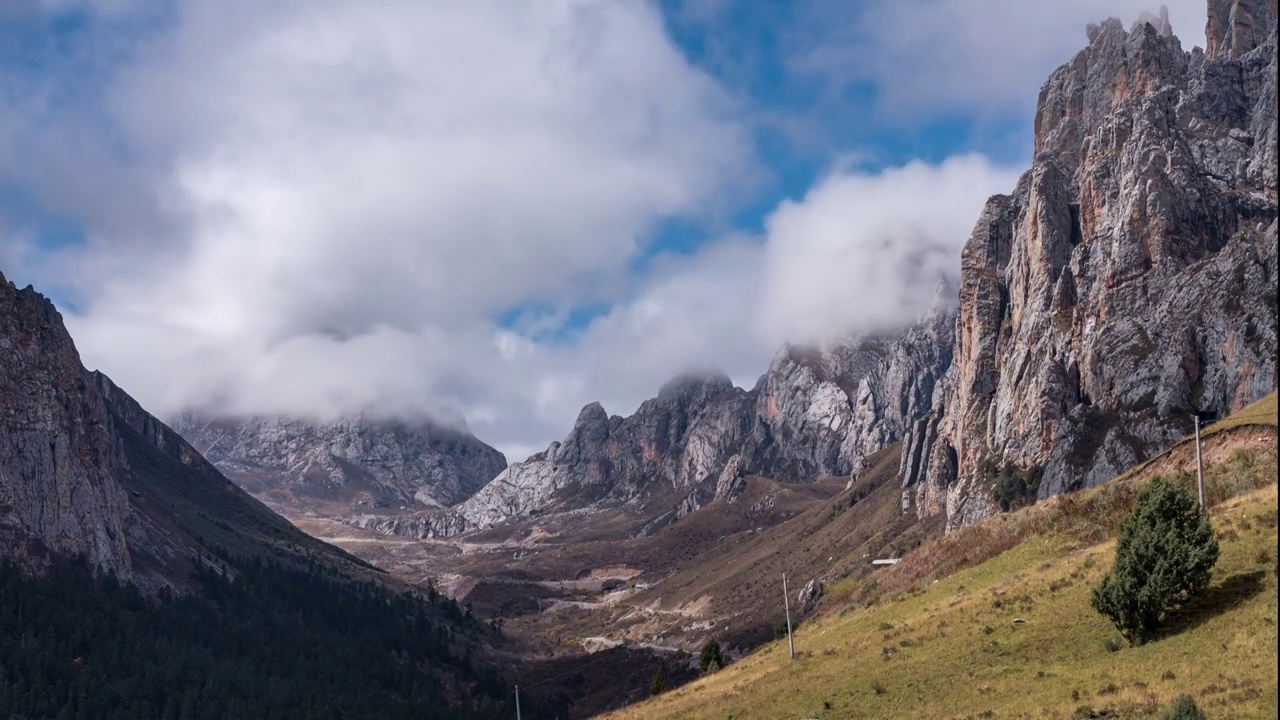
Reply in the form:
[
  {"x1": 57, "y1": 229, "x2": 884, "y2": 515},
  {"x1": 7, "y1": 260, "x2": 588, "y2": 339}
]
[
  {"x1": 1205, "y1": 392, "x2": 1278, "y2": 436},
  {"x1": 601, "y1": 421, "x2": 1279, "y2": 719}
]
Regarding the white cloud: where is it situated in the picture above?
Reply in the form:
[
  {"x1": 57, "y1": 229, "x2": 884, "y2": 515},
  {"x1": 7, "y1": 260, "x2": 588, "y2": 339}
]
[
  {"x1": 0, "y1": 0, "x2": 754, "y2": 459},
  {"x1": 757, "y1": 154, "x2": 1020, "y2": 346},
  {"x1": 81, "y1": 0, "x2": 752, "y2": 340},
  {"x1": 66, "y1": 235, "x2": 771, "y2": 460},
  {"x1": 794, "y1": 0, "x2": 1207, "y2": 120},
  {"x1": 4, "y1": 0, "x2": 1068, "y2": 461}
]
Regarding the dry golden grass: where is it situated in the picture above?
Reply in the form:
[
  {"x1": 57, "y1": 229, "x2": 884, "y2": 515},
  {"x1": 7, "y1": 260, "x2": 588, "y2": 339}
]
[
  {"x1": 599, "y1": 406, "x2": 1279, "y2": 720},
  {"x1": 1205, "y1": 392, "x2": 1279, "y2": 435},
  {"x1": 834, "y1": 424, "x2": 1277, "y2": 615},
  {"x1": 603, "y1": 484, "x2": 1277, "y2": 720}
]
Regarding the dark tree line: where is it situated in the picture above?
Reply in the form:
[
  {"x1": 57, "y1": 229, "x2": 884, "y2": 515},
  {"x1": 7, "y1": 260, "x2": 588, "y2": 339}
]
[{"x1": 0, "y1": 553, "x2": 566, "y2": 720}]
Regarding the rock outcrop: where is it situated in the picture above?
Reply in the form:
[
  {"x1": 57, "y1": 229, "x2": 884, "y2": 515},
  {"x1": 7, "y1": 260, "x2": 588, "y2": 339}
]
[
  {"x1": 457, "y1": 372, "x2": 754, "y2": 529},
  {"x1": 1, "y1": 272, "x2": 136, "y2": 579},
  {"x1": 796, "y1": 579, "x2": 824, "y2": 617},
  {"x1": 171, "y1": 415, "x2": 507, "y2": 514},
  {"x1": 902, "y1": 0, "x2": 1278, "y2": 529},
  {"x1": 751, "y1": 295, "x2": 954, "y2": 483},
  {"x1": 0, "y1": 270, "x2": 358, "y2": 588}
]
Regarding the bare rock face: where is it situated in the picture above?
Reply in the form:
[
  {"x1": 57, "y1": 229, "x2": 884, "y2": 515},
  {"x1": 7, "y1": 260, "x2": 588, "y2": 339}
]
[
  {"x1": 171, "y1": 415, "x2": 506, "y2": 514},
  {"x1": 449, "y1": 309, "x2": 955, "y2": 535},
  {"x1": 713, "y1": 454, "x2": 748, "y2": 503},
  {"x1": 750, "y1": 298, "x2": 955, "y2": 483},
  {"x1": 0, "y1": 272, "x2": 134, "y2": 579},
  {"x1": 344, "y1": 509, "x2": 472, "y2": 540},
  {"x1": 1207, "y1": 0, "x2": 1277, "y2": 61},
  {"x1": 457, "y1": 372, "x2": 754, "y2": 529},
  {"x1": 903, "y1": 3, "x2": 1278, "y2": 530},
  {"x1": 1, "y1": 271, "x2": 345, "y2": 591},
  {"x1": 796, "y1": 579, "x2": 824, "y2": 617}
]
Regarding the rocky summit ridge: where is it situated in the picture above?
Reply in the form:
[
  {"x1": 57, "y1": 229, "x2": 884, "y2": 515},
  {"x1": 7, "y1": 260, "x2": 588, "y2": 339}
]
[
  {"x1": 422, "y1": 302, "x2": 958, "y2": 537},
  {"x1": 170, "y1": 414, "x2": 507, "y2": 515}
]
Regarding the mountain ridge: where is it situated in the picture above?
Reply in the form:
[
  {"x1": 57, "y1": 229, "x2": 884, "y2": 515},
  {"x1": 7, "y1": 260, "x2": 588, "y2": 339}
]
[
  {"x1": 903, "y1": 0, "x2": 1278, "y2": 529},
  {"x1": 170, "y1": 413, "x2": 507, "y2": 514}
]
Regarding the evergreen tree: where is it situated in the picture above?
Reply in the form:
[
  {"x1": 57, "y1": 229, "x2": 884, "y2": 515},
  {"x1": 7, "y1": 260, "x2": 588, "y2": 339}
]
[
  {"x1": 0, "y1": 555, "x2": 569, "y2": 719},
  {"x1": 649, "y1": 665, "x2": 666, "y2": 696},
  {"x1": 1162, "y1": 694, "x2": 1207, "y2": 720},
  {"x1": 699, "y1": 639, "x2": 724, "y2": 674},
  {"x1": 1091, "y1": 478, "x2": 1219, "y2": 644}
]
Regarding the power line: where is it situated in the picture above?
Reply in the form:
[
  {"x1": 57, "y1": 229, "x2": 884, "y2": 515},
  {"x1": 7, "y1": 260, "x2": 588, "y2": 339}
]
[
  {"x1": 481, "y1": 691, "x2": 514, "y2": 720},
  {"x1": 1206, "y1": 413, "x2": 1276, "y2": 421},
  {"x1": 521, "y1": 647, "x2": 628, "y2": 691}
]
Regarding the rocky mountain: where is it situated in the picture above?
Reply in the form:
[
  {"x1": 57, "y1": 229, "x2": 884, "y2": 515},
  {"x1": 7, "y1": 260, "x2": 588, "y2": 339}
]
[
  {"x1": 85, "y1": 0, "x2": 1273, "y2": 548},
  {"x1": 457, "y1": 371, "x2": 755, "y2": 530},
  {"x1": 0, "y1": 270, "x2": 561, "y2": 719},
  {"x1": 432, "y1": 305, "x2": 956, "y2": 537},
  {"x1": 426, "y1": 0, "x2": 1277, "y2": 540},
  {"x1": 0, "y1": 270, "x2": 365, "y2": 590},
  {"x1": 901, "y1": 0, "x2": 1278, "y2": 528},
  {"x1": 170, "y1": 415, "x2": 507, "y2": 515}
]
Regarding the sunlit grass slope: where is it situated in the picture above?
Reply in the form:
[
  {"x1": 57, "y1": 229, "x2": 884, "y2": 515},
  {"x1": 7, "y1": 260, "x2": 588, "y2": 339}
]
[{"x1": 603, "y1": 401, "x2": 1279, "y2": 719}]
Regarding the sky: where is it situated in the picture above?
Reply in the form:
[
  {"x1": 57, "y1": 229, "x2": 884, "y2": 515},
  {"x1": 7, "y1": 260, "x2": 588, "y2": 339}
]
[{"x1": 0, "y1": 0, "x2": 1208, "y2": 461}]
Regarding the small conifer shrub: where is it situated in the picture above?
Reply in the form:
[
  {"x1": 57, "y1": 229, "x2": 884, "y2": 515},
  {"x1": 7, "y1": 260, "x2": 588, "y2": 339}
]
[
  {"x1": 699, "y1": 639, "x2": 724, "y2": 674},
  {"x1": 1162, "y1": 694, "x2": 1207, "y2": 720},
  {"x1": 1091, "y1": 478, "x2": 1218, "y2": 644}
]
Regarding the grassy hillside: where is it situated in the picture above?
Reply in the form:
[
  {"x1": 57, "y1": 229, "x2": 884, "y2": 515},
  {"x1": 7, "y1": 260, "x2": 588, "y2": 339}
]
[{"x1": 602, "y1": 398, "x2": 1279, "y2": 719}]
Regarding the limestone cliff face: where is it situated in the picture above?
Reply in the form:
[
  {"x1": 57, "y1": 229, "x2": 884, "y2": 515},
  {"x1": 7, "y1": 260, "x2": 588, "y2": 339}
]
[
  {"x1": 752, "y1": 301, "x2": 954, "y2": 484},
  {"x1": 171, "y1": 415, "x2": 507, "y2": 513},
  {"x1": 902, "y1": 1, "x2": 1278, "y2": 529}
]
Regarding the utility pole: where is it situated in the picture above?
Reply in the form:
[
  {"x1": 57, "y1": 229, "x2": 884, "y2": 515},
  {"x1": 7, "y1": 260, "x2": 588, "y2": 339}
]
[
  {"x1": 1194, "y1": 415, "x2": 1205, "y2": 511},
  {"x1": 782, "y1": 573, "x2": 795, "y2": 661},
  {"x1": 515, "y1": 685, "x2": 521, "y2": 720}
]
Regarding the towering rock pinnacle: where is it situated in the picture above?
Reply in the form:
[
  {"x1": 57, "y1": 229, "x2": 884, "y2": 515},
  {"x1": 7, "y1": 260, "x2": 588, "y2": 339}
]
[
  {"x1": 1206, "y1": 0, "x2": 1277, "y2": 61},
  {"x1": 902, "y1": 0, "x2": 1278, "y2": 529}
]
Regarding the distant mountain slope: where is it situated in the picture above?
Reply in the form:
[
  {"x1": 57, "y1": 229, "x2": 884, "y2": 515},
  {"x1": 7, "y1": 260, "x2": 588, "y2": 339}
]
[
  {"x1": 903, "y1": 0, "x2": 1278, "y2": 529},
  {"x1": 171, "y1": 414, "x2": 507, "y2": 515}
]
